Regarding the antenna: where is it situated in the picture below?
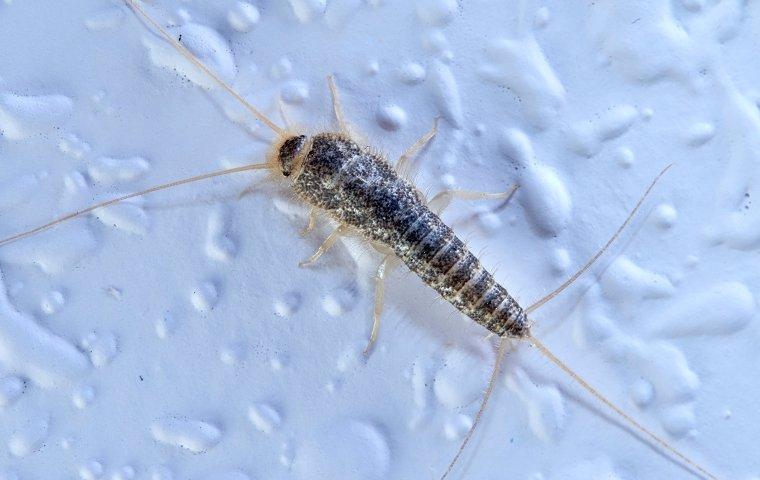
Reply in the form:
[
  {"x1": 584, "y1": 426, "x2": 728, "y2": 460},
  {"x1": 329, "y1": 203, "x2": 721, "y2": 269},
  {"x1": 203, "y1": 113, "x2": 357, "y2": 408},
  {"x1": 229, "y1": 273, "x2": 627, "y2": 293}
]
[
  {"x1": 124, "y1": 0, "x2": 286, "y2": 137},
  {"x1": 0, "y1": 162, "x2": 270, "y2": 247}
]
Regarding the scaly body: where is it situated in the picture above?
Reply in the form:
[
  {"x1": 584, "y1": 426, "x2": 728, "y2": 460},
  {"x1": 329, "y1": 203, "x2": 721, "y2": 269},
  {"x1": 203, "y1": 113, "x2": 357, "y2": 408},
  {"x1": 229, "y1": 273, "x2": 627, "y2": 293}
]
[{"x1": 283, "y1": 132, "x2": 529, "y2": 338}]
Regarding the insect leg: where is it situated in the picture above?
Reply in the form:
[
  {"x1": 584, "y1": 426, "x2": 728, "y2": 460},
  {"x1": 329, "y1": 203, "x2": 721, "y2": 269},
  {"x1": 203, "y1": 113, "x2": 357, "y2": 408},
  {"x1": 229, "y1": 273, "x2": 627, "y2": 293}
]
[
  {"x1": 327, "y1": 75, "x2": 349, "y2": 133},
  {"x1": 298, "y1": 224, "x2": 349, "y2": 268},
  {"x1": 300, "y1": 207, "x2": 318, "y2": 237},
  {"x1": 236, "y1": 170, "x2": 278, "y2": 200},
  {"x1": 237, "y1": 184, "x2": 258, "y2": 200},
  {"x1": 363, "y1": 254, "x2": 400, "y2": 356},
  {"x1": 428, "y1": 184, "x2": 519, "y2": 215},
  {"x1": 277, "y1": 97, "x2": 293, "y2": 130},
  {"x1": 396, "y1": 118, "x2": 439, "y2": 179}
]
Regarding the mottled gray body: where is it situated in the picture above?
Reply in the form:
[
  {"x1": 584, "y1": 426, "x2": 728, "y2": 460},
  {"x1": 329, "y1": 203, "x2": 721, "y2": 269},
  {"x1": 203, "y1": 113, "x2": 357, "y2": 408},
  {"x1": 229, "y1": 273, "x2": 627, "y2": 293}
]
[{"x1": 283, "y1": 132, "x2": 528, "y2": 337}]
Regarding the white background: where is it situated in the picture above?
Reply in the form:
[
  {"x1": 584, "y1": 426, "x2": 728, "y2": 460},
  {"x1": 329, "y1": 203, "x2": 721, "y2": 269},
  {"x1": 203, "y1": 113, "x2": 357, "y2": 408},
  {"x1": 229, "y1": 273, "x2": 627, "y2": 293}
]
[{"x1": 0, "y1": 1, "x2": 758, "y2": 479}]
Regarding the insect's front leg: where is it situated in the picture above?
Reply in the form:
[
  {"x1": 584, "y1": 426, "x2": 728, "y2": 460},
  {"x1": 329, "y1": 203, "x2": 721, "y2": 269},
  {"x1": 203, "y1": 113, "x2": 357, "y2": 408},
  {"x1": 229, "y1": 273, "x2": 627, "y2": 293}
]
[
  {"x1": 277, "y1": 97, "x2": 293, "y2": 130},
  {"x1": 298, "y1": 224, "x2": 349, "y2": 268}
]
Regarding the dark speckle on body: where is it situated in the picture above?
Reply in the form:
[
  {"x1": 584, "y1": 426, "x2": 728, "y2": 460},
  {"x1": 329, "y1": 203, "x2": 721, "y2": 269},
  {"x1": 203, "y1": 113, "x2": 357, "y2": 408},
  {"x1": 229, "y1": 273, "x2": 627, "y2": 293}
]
[{"x1": 283, "y1": 132, "x2": 528, "y2": 338}]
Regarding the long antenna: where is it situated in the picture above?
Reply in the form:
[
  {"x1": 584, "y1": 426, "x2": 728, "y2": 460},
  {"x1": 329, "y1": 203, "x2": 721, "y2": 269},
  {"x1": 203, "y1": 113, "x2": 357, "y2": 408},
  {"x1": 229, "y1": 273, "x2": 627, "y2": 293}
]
[
  {"x1": 526, "y1": 163, "x2": 673, "y2": 314},
  {"x1": 124, "y1": 0, "x2": 286, "y2": 137},
  {"x1": 0, "y1": 162, "x2": 270, "y2": 247},
  {"x1": 529, "y1": 334, "x2": 720, "y2": 480}
]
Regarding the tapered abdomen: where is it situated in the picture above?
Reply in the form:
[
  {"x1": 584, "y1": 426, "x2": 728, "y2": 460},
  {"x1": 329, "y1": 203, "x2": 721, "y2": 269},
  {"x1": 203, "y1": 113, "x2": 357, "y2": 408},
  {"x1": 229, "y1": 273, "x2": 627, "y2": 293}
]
[
  {"x1": 292, "y1": 133, "x2": 529, "y2": 338},
  {"x1": 393, "y1": 209, "x2": 528, "y2": 337}
]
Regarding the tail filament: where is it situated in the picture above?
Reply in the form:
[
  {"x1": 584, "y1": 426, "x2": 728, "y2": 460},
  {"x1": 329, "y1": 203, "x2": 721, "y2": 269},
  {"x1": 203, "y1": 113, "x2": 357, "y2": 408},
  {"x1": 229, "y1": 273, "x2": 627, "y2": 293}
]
[{"x1": 529, "y1": 334, "x2": 719, "y2": 480}]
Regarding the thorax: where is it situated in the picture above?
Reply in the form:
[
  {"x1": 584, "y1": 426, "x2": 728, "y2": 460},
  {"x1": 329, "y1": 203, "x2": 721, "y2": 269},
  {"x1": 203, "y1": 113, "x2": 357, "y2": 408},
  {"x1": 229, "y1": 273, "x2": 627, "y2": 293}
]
[{"x1": 291, "y1": 133, "x2": 427, "y2": 245}]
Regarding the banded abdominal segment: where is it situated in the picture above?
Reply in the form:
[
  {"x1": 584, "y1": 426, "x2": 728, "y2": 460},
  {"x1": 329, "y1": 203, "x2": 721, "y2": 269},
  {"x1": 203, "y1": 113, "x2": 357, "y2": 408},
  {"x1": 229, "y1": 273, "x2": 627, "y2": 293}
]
[
  {"x1": 399, "y1": 213, "x2": 528, "y2": 337},
  {"x1": 285, "y1": 133, "x2": 529, "y2": 338}
]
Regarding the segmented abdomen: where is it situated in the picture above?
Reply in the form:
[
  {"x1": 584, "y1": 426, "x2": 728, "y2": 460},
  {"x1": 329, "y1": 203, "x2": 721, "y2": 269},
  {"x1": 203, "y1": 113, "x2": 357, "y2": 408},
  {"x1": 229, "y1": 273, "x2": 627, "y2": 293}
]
[
  {"x1": 292, "y1": 133, "x2": 529, "y2": 338},
  {"x1": 393, "y1": 208, "x2": 528, "y2": 337}
]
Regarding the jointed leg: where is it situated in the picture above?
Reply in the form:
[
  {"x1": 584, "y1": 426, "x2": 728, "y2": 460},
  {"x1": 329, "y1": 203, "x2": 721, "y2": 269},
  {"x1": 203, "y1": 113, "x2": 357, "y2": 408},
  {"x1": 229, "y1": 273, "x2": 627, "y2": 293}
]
[
  {"x1": 364, "y1": 255, "x2": 396, "y2": 356},
  {"x1": 396, "y1": 118, "x2": 439, "y2": 179},
  {"x1": 298, "y1": 224, "x2": 348, "y2": 268},
  {"x1": 443, "y1": 165, "x2": 709, "y2": 479},
  {"x1": 277, "y1": 97, "x2": 293, "y2": 130},
  {"x1": 300, "y1": 207, "x2": 317, "y2": 237},
  {"x1": 327, "y1": 75, "x2": 348, "y2": 133},
  {"x1": 237, "y1": 174, "x2": 273, "y2": 200},
  {"x1": 428, "y1": 184, "x2": 519, "y2": 215},
  {"x1": 237, "y1": 184, "x2": 258, "y2": 200}
]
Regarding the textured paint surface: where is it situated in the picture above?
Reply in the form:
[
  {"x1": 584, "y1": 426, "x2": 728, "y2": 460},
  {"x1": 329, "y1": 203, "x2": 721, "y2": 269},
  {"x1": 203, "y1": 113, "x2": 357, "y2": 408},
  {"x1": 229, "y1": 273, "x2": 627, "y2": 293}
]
[{"x1": 0, "y1": 1, "x2": 759, "y2": 479}]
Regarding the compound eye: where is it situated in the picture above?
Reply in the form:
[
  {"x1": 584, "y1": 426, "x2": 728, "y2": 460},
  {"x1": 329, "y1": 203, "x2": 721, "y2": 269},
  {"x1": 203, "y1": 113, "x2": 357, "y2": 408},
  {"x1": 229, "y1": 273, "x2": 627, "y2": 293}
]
[{"x1": 278, "y1": 135, "x2": 307, "y2": 177}]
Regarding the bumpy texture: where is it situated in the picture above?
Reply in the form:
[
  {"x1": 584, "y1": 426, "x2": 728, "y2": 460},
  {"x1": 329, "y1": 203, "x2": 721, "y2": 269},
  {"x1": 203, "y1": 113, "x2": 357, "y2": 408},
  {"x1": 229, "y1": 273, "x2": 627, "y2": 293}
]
[{"x1": 290, "y1": 133, "x2": 529, "y2": 337}]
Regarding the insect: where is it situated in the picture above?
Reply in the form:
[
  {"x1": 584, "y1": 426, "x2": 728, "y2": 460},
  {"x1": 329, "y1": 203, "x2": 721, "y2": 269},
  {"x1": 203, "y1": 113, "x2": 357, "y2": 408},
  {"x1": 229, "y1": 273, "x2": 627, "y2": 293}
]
[{"x1": 0, "y1": 1, "x2": 731, "y2": 479}]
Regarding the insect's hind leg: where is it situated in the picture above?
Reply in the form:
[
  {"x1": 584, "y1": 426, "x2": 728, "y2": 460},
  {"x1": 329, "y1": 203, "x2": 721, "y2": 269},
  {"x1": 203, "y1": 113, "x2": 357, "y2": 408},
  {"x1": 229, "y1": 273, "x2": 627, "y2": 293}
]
[
  {"x1": 298, "y1": 224, "x2": 349, "y2": 268},
  {"x1": 363, "y1": 254, "x2": 399, "y2": 356},
  {"x1": 300, "y1": 207, "x2": 318, "y2": 237},
  {"x1": 428, "y1": 184, "x2": 519, "y2": 215}
]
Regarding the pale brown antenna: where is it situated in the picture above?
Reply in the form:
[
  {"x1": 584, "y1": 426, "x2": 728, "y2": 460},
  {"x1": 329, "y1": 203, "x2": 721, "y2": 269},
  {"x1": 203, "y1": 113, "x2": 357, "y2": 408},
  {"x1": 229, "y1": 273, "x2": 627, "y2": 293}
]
[
  {"x1": 526, "y1": 163, "x2": 673, "y2": 314},
  {"x1": 0, "y1": 162, "x2": 270, "y2": 247},
  {"x1": 124, "y1": 0, "x2": 286, "y2": 137}
]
